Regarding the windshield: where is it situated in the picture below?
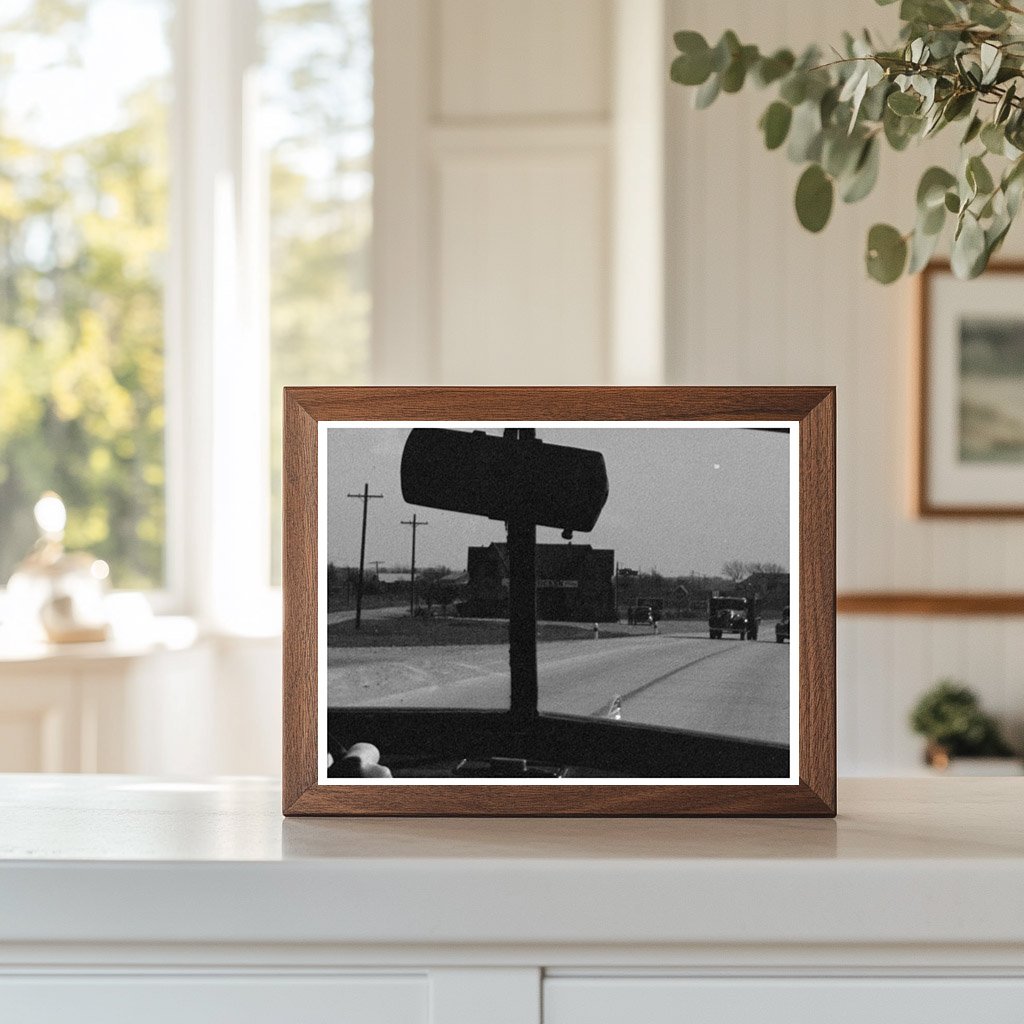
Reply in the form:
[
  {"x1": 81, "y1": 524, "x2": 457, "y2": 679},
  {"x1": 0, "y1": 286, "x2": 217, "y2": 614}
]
[{"x1": 324, "y1": 424, "x2": 793, "y2": 779}]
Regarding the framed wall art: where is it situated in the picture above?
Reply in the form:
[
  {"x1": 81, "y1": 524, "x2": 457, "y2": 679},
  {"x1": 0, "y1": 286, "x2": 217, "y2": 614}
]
[
  {"x1": 917, "y1": 261, "x2": 1024, "y2": 517},
  {"x1": 282, "y1": 387, "x2": 836, "y2": 816}
]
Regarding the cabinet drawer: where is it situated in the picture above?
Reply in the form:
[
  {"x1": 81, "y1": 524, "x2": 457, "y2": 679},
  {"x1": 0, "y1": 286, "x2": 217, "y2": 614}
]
[
  {"x1": 0, "y1": 974, "x2": 428, "y2": 1024},
  {"x1": 544, "y1": 977, "x2": 1024, "y2": 1024}
]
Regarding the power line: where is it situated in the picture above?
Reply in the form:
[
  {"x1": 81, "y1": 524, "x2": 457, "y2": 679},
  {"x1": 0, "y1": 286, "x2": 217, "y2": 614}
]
[
  {"x1": 347, "y1": 483, "x2": 383, "y2": 628},
  {"x1": 400, "y1": 513, "x2": 429, "y2": 616}
]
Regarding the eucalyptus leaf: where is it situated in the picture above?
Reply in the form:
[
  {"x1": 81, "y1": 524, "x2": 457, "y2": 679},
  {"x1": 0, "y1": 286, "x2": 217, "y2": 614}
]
[
  {"x1": 760, "y1": 102, "x2": 793, "y2": 150},
  {"x1": 962, "y1": 115, "x2": 983, "y2": 145},
  {"x1": 795, "y1": 164, "x2": 834, "y2": 232},
  {"x1": 721, "y1": 45, "x2": 759, "y2": 93},
  {"x1": 942, "y1": 91, "x2": 974, "y2": 122},
  {"x1": 970, "y1": 2, "x2": 1009, "y2": 30},
  {"x1": 967, "y1": 154, "x2": 995, "y2": 195},
  {"x1": 787, "y1": 101, "x2": 823, "y2": 162},
  {"x1": 842, "y1": 137, "x2": 880, "y2": 203},
  {"x1": 861, "y1": 80, "x2": 893, "y2": 122},
  {"x1": 908, "y1": 221, "x2": 942, "y2": 273},
  {"x1": 866, "y1": 223, "x2": 908, "y2": 283},
  {"x1": 1006, "y1": 172, "x2": 1024, "y2": 218},
  {"x1": 822, "y1": 128, "x2": 863, "y2": 178},
  {"x1": 996, "y1": 82, "x2": 1017, "y2": 124},
  {"x1": 710, "y1": 31, "x2": 740, "y2": 73},
  {"x1": 981, "y1": 122, "x2": 1005, "y2": 155},
  {"x1": 980, "y1": 42, "x2": 1002, "y2": 86},
  {"x1": 917, "y1": 166, "x2": 957, "y2": 210},
  {"x1": 694, "y1": 73, "x2": 721, "y2": 109},
  {"x1": 888, "y1": 90, "x2": 921, "y2": 115},
  {"x1": 884, "y1": 106, "x2": 921, "y2": 149},
  {"x1": 920, "y1": 200, "x2": 946, "y2": 235},
  {"x1": 779, "y1": 73, "x2": 807, "y2": 106},
  {"x1": 754, "y1": 49, "x2": 795, "y2": 87},
  {"x1": 671, "y1": 49, "x2": 712, "y2": 87},
  {"x1": 951, "y1": 212, "x2": 986, "y2": 278}
]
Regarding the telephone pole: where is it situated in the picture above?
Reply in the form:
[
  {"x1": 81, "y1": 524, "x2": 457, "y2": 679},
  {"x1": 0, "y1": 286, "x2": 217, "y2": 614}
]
[
  {"x1": 400, "y1": 513, "x2": 429, "y2": 616},
  {"x1": 347, "y1": 483, "x2": 383, "y2": 628}
]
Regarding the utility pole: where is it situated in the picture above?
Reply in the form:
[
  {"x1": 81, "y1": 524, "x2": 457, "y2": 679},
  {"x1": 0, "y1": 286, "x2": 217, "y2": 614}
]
[
  {"x1": 369, "y1": 560, "x2": 385, "y2": 578},
  {"x1": 400, "y1": 513, "x2": 429, "y2": 616},
  {"x1": 347, "y1": 483, "x2": 383, "y2": 628}
]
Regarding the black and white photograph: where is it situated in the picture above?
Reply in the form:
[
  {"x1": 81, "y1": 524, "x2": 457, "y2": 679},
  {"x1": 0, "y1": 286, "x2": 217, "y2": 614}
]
[{"x1": 319, "y1": 421, "x2": 798, "y2": 783}]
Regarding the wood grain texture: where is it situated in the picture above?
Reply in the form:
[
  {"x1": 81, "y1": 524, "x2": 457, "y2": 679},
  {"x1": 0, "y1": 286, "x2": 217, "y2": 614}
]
[
  {"x1": 837, "y1": 592, "x2": 1024, "y2": 616},
  {"x1": 282, "y1": 391, "x2": 319, "y2": 812},
  {"x1": 916, "y1": 260, "x2": 1024, "y2": 518},
  {"x1": 282, "y1": 387, "x2": 836, "y2": 817}
]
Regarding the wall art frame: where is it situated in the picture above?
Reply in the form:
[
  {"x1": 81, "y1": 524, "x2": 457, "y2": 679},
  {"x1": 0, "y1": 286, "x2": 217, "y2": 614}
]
[
  {"x1": 917, "y1": 260, "x2": 1024, "y2": 517},
  {"x1": 282, "y1": 387, "x2": 836, "y2": 816}
]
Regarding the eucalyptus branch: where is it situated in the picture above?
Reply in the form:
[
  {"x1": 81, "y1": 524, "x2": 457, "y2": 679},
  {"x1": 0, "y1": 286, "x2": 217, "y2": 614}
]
[{"x1": 670, "y1": 1, "x2": 1024, "y2": 283}]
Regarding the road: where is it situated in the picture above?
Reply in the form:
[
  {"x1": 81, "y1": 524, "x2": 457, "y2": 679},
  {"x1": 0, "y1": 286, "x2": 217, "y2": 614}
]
[{"x1": 328, "y1": 625, "x2": 790, "y2": 746}]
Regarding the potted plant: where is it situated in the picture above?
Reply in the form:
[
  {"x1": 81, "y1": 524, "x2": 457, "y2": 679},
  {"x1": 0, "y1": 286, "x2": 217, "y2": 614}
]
[
  {"x1": 670, "y1": 0, "x2": 1024, "y2": 283},
  {"x1": 909, "y1": 679, "x2": 1018, "y2": 771}
]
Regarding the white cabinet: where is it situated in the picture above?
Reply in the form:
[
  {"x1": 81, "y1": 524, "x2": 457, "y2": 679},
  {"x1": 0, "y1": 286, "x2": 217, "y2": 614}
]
[
  {"x1": 2, "y1": 777, "x2": 1023, "y2": 1022},
  {"x1": 544, "y1": 978, "x2": 1024, "y2": 1024},
  {"x1": 0, "y1": 975, "x2": 428, "y2": 1024}
]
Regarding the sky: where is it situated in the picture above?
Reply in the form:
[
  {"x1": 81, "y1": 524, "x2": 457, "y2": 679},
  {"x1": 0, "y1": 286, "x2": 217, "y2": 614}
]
[{"x1": 326, "y1": 426, "x2": 791, "y2": 578}]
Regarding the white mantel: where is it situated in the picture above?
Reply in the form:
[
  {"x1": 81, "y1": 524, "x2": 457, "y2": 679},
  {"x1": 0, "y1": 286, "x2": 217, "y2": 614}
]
[{"x1": 2, "y1": 776, "x2": 1023, "y2": 1022}]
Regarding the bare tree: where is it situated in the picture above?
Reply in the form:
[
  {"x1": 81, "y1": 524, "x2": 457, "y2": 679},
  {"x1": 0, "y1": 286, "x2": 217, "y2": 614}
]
[
  {"x1": 722, "y1": 560, "x2": 747, "y2": 582},
  {"x1": 747, "y1": 562, "x2": 786, "y2": 575}
]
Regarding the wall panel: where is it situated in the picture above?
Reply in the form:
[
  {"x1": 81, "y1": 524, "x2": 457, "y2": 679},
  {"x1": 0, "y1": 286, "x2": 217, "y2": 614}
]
[
  {"x1": 436, "y1": 150, "x2": 608, "y2": 384},
  {"x1": 438, "y1": 0, "x2": 611, "y2": 120}
]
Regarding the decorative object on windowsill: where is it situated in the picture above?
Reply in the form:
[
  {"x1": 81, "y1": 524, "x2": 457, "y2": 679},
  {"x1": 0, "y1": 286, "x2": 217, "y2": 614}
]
[
  {"x1": 4, "y1": 492, "x2": 111, "y2": 645},
  {"x1": 909, "y1": 679, "x2": 1021, "y2": 773},
  {"x1": 670, "y1": 0, "x2": 1024, "y2": 283}
]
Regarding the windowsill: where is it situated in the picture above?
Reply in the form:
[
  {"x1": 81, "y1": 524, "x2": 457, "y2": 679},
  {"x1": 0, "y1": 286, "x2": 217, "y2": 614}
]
[{"x1": 0, "y1": 616, "x2": 202, "y2": 665}]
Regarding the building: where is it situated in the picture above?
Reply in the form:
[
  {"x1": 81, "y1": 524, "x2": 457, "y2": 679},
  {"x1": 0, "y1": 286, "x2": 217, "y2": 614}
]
[
  {"x1": 462, "y1": 542, "x2": 615, "y2": 622},
  {"x1": 742, "y1": 571, "x2": 790, "y2": 614}
]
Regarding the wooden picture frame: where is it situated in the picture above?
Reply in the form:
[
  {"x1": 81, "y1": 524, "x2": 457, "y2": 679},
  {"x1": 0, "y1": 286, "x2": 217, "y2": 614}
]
[
  {"x1": 283, "y1": 387, "x2": 836, "y2": 816},
  {"x1": 917, "y1": 260, "x2": 1024, "y2": 517}
]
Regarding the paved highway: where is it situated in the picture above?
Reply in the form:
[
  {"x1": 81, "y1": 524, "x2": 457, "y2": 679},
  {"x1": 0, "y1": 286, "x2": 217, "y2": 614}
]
[{"x1": 329, "y1": 626, "x2": 790, "y2": 746}]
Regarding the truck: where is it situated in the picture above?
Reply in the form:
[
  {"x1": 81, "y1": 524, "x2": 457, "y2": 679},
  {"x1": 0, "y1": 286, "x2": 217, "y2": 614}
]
[{"x1": 708, "y1": 595, "x2": 758, "y2": 641}]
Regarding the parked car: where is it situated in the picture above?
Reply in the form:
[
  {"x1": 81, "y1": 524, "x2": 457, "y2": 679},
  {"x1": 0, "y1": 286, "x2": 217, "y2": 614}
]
[
  {"x1": 708, "y1": 596, "x2": 758, "y2": 640},
  {"x1": 775, "y1": 607, "x2": 790, "y2": 644}
]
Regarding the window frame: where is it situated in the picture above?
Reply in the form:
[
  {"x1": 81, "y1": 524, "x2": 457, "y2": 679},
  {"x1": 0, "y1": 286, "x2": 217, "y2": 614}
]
[{"x1": 163, "y1": 0, "x2": 276, "y2": 630}]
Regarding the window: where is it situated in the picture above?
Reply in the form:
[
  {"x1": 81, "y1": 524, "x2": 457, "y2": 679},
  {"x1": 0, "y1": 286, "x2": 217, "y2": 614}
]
[
  {"x1": 0, "y1": 0, "x2": 373, "y2": 617},
  {"x1": 262, "y1": 0, "x2": 372, "y2": 581},
  {"x1": 0, "y1": 0, "x2": 172, "y2": 589}
]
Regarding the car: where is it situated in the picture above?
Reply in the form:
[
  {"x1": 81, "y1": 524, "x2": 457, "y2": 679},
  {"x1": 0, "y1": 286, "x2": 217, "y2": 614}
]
[
  {"x1": 775, "y1": 607, "x2": 790, "y2": 643},
  {"x1": 708, "y1": 596, "x2": 758, "y2": 641},
  {"x1": 631, "y1": 604, "x2": 655, "y2": 625}
]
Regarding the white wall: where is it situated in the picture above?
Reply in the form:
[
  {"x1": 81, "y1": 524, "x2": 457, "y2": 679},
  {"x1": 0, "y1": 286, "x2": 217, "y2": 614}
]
[
  {"x1": 665, "y1": 0, "x2": 1024, "y2": 772},
  {"x1": 178, "y1": 0, "x2": 1024, "y2": 780}
]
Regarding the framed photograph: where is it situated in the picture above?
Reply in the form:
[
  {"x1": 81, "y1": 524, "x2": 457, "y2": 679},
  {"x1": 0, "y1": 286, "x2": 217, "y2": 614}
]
[
  {"x1": 283, "y1": 387, "x2": 835, "y2": 816},
  {"x1": 918, "y1": 261, "x2": 1024, "y2": 516}
]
